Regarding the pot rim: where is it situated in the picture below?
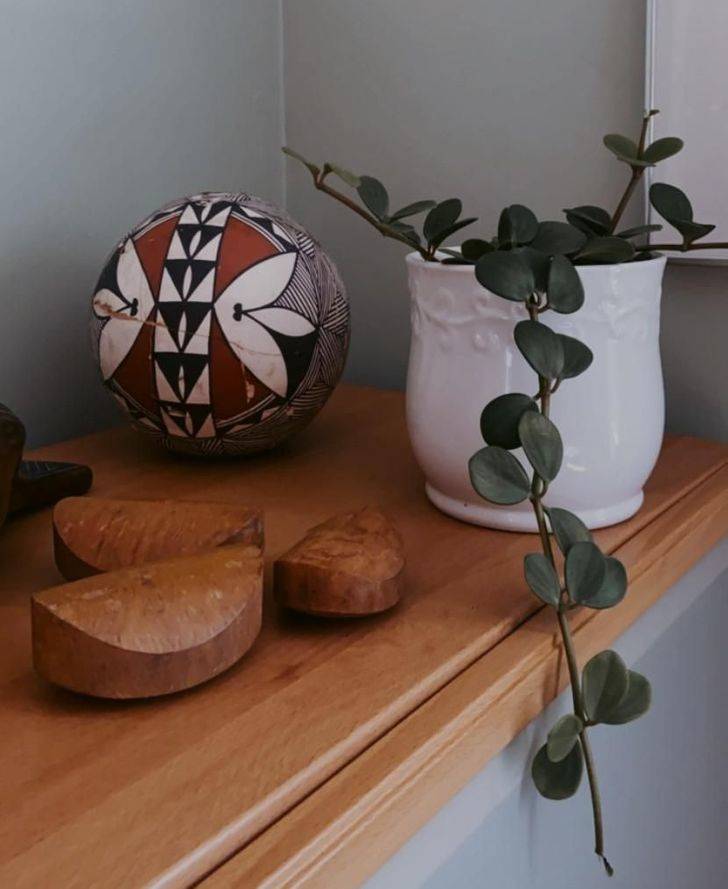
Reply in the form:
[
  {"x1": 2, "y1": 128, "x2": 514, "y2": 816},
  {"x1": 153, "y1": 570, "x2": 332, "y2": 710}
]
[{"x1": 405, "y1": 250, "x2": 667, "y2": 273}]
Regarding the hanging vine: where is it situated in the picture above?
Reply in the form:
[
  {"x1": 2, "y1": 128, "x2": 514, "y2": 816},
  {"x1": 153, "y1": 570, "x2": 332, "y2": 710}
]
[{"x1": 284, "y1": 109, "x2": 725, "y2": 875}]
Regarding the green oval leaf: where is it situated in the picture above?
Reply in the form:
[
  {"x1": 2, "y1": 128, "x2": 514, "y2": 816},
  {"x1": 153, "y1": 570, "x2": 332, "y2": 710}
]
[
  {"x1": 650, "y1": 182, "x2": 693, "y2": 223},
  {"x1": 382, "y1": 221, "x2": 421, "y2": 248},
  {"x1": 642, "y1": 136, "x2": 684, "y2": 164},
  {"x1": 563, "y1": 205, "x2": 612, "y2": 237},
  {"x1": 532, "y1": 742, "x2": 583, "y2": 800},
  {"x1": 328, "y1": 163, "x2": 361, "y2": 188},
  {"x1": 518, "y1": 411, "x2": 563, "y2": 482},
  {"x1": 603, "y1": 670, "x2": 651, "y2": 724},
  {"x1": 498, "y1": 204, "x2": 539, "y2": 247},
  {"x1": 581, "y1": 556, "x2": 627, "y2": 610},
  {"x1": 480, "y1": 393, "x2": 537, "y2": 449},
  {"x1": 386, "y1": 219, "x2": 419, "y2": 235},
  {"x1": 674, "y1": 219, "x2": 716, "y2": 246},
  {"x1": 429, "y1": 217, "x2": 478, "y2": 251},
  {"x1": 565, "y1": 541, "x2": 606, "y2": 604},
  {"x1": 475, "y1": 252, "x2": 535, "y2": 302},
  {"x1": 575, "y1": 236, "x2": 635, "y2": 264},
  {"x1": 441, "y1": 256, "x2": 470, "y2": 265},
  {"x1": 582, "y1": 650, "x2": 629, "y2": 723},
  {"x1": 616, "y1": 223, "x2": 663, "y2": 239},
  {"x1": 424, "y1": 198, "x2": 462, "y2": 243},
  {"x1": 530, "y1": 221, "x2": 587, "y2": 256},
  {"x1": 649, "y1": 184, "x2": 715, "y2": 245},
  {"x1": 390, "y1": 199, "x2": 436, "y2": 221},
  {"x1": 546, "y1": 507, "x2": 592, "y2": 555},
  {"x1": 547, "y1": 255, "x2": 584, "y2": 314},
  {"x1": 524, "y1": 552, "x2": 561, "y2": 607},
  {"x1": 514, "y1": 320, "x2": 565, "y2": 379},
  {"x1": 512, "y1": 246, "x2": 551, "y2": 291},
  {"x1": 497, "y1": 207, "x2": 515, "y2": 248},
  {"x1": 603, "y1": 133, "x2": 639, "y2": 161},
  {"x1": 461, "y1": 238, "x2": 494, "y2": 261},
  {"x1": 469, "y1": 446, "x2": 531, "y2": 505},
  {"x1": 558, "y1": 334, "x2": 594, "y2": 380},
  {"x1": 547, "y1": 714, "x2": 583, "y2": 762},
  {"x1": 357, "y1": 176, "x2": 389, "y2": 219}
]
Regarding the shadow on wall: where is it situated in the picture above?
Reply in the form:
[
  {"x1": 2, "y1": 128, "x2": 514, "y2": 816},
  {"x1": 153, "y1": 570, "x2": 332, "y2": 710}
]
[
  {"x1": 0, "y1": 244, "x2": 119, "y2": 448},
  {"x1": 0, "y1": 0, "x2": 283, "y2": 447},
  {"x1": 661, "y1": 262, "x2": 728, "y2": 442}
]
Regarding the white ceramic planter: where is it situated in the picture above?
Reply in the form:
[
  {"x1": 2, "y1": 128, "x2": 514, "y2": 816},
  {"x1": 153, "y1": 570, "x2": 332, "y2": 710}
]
[{"x1": 405, "y1": 253, "x2": 667, "y2": 531}]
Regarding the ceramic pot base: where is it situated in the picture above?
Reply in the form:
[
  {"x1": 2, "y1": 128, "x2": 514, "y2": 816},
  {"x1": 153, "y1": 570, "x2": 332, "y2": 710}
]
[{"x1": 425, "y1": 483, "x2": 644, "y2": 533}]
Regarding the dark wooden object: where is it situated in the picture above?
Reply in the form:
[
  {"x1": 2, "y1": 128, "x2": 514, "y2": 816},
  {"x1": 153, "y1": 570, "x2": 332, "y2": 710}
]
[
  {"x1": 10, "y1": 460, "x2": 93, "y2": 514},
  {"x1": 0, "y1": 403, "x2": 25, "y2": 528},
  {"x1": 0, "y1": 402, "x2": 92, "y2": 526}
]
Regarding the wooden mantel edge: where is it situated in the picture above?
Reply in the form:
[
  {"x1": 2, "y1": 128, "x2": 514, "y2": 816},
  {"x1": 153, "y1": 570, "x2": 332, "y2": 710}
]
[{"x1": 199, "y1": 464, "x2": 728, "y2": 889}]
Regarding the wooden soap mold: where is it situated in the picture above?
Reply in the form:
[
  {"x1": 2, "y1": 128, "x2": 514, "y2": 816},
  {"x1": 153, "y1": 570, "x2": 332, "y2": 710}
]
[{"x1": 35, "y1": 497, "x2": 404, "y2": 699}]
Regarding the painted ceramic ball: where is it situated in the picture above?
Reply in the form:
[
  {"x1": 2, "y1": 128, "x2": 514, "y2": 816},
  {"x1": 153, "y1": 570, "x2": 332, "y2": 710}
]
[{"x1": 92, "y1": 192, "x2": 349, "y2": 456}]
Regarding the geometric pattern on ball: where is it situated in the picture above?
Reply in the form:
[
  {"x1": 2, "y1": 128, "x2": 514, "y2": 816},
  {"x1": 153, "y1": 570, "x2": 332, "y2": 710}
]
[{"x1": 91, "y1": 192, "x2": 349, "y2": 456}]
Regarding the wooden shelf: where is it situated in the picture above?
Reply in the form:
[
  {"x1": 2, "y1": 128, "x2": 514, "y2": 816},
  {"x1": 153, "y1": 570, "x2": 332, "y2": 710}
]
[{"x1": 1, "y1": 385, "x2": 726, "y2": 888}]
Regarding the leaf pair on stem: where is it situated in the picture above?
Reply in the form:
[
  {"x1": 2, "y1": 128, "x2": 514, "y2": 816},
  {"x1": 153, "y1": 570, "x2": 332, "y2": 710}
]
[
  {"x1": 281, "y1": 148, "x2": 476, "y2": 260},
  {"x1": 533, "y1": 650, "x2": 650, "y2": 800}
]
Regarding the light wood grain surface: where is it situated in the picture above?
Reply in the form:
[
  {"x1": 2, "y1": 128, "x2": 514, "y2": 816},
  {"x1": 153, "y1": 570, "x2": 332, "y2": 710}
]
[
  {"x1": 1, "y1": 385, "x2": 726, "y2": 889},
  {"x1": 204, "y1": 464, "x2": 728, "y2": 889}
]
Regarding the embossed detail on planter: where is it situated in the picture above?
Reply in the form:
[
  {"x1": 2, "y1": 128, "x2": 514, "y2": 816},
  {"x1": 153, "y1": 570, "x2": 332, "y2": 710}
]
[{"x1": 410, "y1": 278, "x2": 659, "y2": 345}]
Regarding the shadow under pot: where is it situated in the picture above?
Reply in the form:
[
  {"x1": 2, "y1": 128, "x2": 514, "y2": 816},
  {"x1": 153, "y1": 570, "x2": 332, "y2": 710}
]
[{"x1": 405, "y1": 253, "x2": 667, "y2": 532}]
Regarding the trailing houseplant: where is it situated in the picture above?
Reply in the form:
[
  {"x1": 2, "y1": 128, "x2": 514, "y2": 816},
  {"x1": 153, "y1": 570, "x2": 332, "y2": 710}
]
[
  {"x1": 284, "y1": 110, "x2": 727, "y2": 534},
  {"x1": 284, "y1": 109, "x2": 727, "y2": 263},
  {"x1": 468, "y1": 233, "x2": 641, "y2": 879},
  {"x1": 284, "y1": 110, "x2": 726, "y2": 874}
]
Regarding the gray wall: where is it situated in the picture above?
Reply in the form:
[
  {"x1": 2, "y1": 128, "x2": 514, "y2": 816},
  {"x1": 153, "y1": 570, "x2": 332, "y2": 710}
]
[{"x1": 0, "y1": 0, "x2": 283, "y2": 446}]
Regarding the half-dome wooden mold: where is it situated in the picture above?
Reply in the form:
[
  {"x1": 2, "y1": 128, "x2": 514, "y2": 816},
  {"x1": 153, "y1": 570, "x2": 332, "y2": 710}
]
[
  {"x1": 32, "y1": 543, "x2": 263, "y2": 699},
  {"x1": 53, "y1": 496, "x2": 263, "y2": 580},
  {"x1": 274, "y1": 506, "x2": 405, "y2": 617}
]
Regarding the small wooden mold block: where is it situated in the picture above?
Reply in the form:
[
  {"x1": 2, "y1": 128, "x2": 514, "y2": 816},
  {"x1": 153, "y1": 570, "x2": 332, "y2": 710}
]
[
  {"x1": 53, "y1": 497, "x2": 263, "y2": 580},
  {"x1": 32, "y1": 544, "x2": 263, "y2": 699},
  {"x1": 274, "y1": 506, "x2": 405, "y2": 617}
]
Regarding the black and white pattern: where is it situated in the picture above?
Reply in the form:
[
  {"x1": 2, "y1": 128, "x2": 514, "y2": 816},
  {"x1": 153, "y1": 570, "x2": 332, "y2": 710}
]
[{"x1": 92, "y1": 192, "x2": 350, "y2": 457}]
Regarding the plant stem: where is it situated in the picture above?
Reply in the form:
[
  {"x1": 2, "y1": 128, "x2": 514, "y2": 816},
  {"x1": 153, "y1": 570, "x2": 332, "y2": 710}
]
[
  {"x1": 610, "y1": 169, "x2": 642, "y2": 234},
  {"x1": 556, "y1": 607, "x2": 611, "y2": 873},
  {"x1": 312, "y1": 172, "x2": 431, "y2": 259},
  {"x1": 609, "y1": 112, "x2": 653, "y2": 234},
  {"x1": 580, "y1": 718, "x2": 612, "y2": 873},
  {"x1": 532, "y1": 485, "x2": 555, "y2": 563},
  {"x1": 636, "y1": 111, "x2": 652, "y2": 156},
  {"x1": 531, "y1": 370, "x2": 611, "y2": 875},
  {"x1": 635, "y1": 241, "x2": 728, "y2": 253}
]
